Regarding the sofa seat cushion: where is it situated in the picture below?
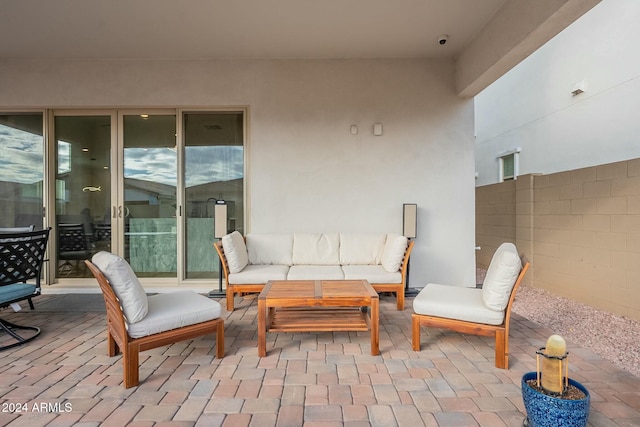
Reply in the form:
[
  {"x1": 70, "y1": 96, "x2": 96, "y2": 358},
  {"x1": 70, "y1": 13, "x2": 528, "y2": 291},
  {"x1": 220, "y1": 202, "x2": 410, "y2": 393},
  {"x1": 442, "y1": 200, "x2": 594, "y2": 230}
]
[
  {"x1": 413, "y1": 283, "x2": 505, "y2": 325},
  {"x1": 287, "y1": 265, "x2": 344, "y2": 280},
  {"x1": 341, "y1": 265, "x2": 402, "y2": 284},
  {"x1": 0, "y1": 283, "x2": 37, "y2": 303},
  {"x1": 228, "y1": 264, "x2": 290, "y2": 284},
  {"x1": 339, "y1": 233, "x2": 386, "y2": 265},
  {"x1": 292, "y1": 233, "x2": 340, "y2": 265},
  {"x1": 127, "y1": 291, "x2": 222, "y2": 339}
]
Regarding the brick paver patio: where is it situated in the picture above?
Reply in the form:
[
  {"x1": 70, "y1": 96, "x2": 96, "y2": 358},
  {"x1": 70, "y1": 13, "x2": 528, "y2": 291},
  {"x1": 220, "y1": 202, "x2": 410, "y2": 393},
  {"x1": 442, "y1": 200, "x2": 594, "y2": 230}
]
[{"x1": 1, "y1": 293, "x2": 639, "y2": 426}]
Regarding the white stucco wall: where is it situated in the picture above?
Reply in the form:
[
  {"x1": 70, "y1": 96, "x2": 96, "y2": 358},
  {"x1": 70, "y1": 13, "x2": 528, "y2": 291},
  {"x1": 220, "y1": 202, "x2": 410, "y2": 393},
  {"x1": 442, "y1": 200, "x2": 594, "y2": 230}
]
[
  {"x1": 0, "y1": 58, "x2": 477, "y2": 287},
  {"x1": 474, "y1": 0, "x2": 640, "y2": 186}
]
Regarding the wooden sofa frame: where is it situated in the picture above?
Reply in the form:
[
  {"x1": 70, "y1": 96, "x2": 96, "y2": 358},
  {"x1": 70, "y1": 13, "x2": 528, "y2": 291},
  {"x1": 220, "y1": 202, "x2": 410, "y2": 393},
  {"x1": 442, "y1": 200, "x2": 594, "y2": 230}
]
[
  {"x1": 85, "y1": 260, "x2": 225, "y2": 388},
  {"x1": 412, "y1": 256, "x2": 530, "y2": 369},
  {"x1": 214, "y1": 239, "x2": 415, "y2": 312}
]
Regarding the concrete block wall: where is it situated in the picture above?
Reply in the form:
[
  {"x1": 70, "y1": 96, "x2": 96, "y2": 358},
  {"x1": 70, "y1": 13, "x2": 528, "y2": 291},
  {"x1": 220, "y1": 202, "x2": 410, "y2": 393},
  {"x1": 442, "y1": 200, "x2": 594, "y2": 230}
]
[{"x1": 476, "y1": 158, "x2": 640, "y2": 321}]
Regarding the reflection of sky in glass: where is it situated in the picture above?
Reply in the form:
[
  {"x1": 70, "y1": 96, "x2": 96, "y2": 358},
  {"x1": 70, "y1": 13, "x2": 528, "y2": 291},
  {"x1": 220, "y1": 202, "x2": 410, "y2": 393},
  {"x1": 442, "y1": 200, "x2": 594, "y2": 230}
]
[
  {"x1": 58, "y1": 141, "x2": 71, "y2": 174},
  {"x1": 124, "y1": 146, "x2": 243, "y2": 187},
  {"x1": 185, "y1": 146, "x2": 244, "y2": 187},
  {"x1": 1, "y1": 125, "x2": 243, "y2": 187},
  {"x1": 0, "y1": 125, "x2": 44, "y2": 184}
]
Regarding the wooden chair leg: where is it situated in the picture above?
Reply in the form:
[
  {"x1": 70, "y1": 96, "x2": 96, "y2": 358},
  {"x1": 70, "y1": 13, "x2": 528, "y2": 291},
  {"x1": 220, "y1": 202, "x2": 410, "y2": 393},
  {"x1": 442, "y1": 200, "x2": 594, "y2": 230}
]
[
  {"x1": 226, "y1": 286, "x2": 235, "y2": 311},
  {"x1": 216, "y1": 321, "x2": 225, "y2": 359},
  {"x1": 107, "y1": 332, "x2": 119, "y2": 357},
  {"x1": 411, "y1": 315, "x2": 421, "y2": 351},
  {"x1": 123, "y1": 343, "x2": 140, "y2": 389},
  {"x1": 494, "y1": 329, "x2": 507, "y2": 369},
  {"x1": 397, "y1": 288, "x2": 405, "y2": 311}
]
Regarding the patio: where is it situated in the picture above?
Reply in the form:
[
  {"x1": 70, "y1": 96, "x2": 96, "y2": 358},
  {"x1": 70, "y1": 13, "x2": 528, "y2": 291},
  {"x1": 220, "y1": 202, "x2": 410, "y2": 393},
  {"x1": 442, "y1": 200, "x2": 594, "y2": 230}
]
[{"x1": 1, "y1": 293, "x2": 639, "y2": 427}]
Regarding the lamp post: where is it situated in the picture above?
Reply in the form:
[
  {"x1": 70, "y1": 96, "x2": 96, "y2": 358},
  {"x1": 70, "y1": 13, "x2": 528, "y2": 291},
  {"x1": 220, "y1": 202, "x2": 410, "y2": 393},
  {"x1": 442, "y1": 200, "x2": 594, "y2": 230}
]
[{"x1": 209, "y1": 199, "x2": 227, "y2": 298}]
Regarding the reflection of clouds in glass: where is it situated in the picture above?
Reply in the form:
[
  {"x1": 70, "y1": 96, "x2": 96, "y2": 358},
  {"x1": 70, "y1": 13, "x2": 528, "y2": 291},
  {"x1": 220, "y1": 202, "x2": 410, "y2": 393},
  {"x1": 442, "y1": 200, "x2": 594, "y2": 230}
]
[
  {"x1": 0, "y1": 125, "x2": 44, "y2": 184},
  {"x1": 186, "y1": 146, "x2": 243, "y2": 187},
  {"x1": 125, "y1": 148, "x2": 177, "y2": 185}
]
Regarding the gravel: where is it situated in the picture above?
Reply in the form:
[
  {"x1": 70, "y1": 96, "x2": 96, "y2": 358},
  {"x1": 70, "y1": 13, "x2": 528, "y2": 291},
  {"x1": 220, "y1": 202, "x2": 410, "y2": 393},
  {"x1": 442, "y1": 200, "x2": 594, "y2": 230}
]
[
  {"x1": 511, "y1": 285, "x2": 640, "y2": 378},
  {"x1": 476, "y1": 268, "x2": 640, "y2": 377}
]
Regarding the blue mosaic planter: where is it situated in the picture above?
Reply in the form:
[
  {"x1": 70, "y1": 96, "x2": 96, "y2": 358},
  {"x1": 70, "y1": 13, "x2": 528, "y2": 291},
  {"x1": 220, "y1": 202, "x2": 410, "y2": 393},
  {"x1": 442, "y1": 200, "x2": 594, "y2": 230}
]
[{"x1": 521, "y1": 372, "x2": 590, "y2": 427}]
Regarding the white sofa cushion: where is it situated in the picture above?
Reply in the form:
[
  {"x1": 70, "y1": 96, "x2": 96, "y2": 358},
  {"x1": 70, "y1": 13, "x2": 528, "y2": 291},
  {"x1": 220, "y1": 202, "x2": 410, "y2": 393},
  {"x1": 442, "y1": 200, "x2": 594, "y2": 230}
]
[
  {"x1": 287, "y1": 265, "x2": 344, "y2": 280},
  {"x1": 221, "y1": 231, "x2": 249, "y2": 273},
  {"x1": 292, "y1": 233, "x2": 340, "y2": 265},
  {"x1": 339, "y1": 233, "x2": 386, "y2": 265},
  {"x1": 381, "y1": 234, "x2": 408, "y2": 272},
  {"x1": 342, "y1": 265, "x2": 402, "y2": 284},
  {"x1": 247, "y1": 233, "x2": 293, "y2": 265},
  {"x1": 92, "y1": 251, "x2": 148, "y2": 324},
  {"x1": 127, "y1": 291, "x2": 222, "y2": 339},
  {"x1": 228, "y1": 264, "x2": 290, "y2": 284},
  {"x1": 413, "y1": 283, "x2": 505, "y2": 325},
  {"x1": 482, "y1": 243, "x2": 522, "y2": 312}
]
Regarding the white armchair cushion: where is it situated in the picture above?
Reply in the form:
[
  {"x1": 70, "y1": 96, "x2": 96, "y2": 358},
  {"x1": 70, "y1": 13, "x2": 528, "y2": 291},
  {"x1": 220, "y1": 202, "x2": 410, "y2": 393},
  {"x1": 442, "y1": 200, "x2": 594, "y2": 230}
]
[
  {"x1": 339, "y1": 233, "x2": 386, "y2": 265},
  {"x1": 127, "y1": 291, "x2": 222, "y2": 338},
  {"x1": 292, "y1": 233, "x2": 340, "y2": 265},
  {"x1": 222, "y1": 231, "x2": 249, "y2": 273},
  {"x1": 247, "y1": 233, "x2": 293, "y2": 265},
  {"x1": 482, "y1": 243, "x2": 522, "y2": 312},
  {"x1": 92, "y1": 251, "x2": 148, "y2": 324},
  {"x1": 413, "y1": 283, "x2": 505, "y2": 325},
  {"x1": 381, "y1": 234, "x2": 408, "y2": 272}
]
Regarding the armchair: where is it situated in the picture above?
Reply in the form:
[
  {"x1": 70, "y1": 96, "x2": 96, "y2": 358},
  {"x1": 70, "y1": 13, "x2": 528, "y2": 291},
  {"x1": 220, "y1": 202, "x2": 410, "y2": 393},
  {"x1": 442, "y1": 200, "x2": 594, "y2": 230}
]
[
  {"x1": 412, "y1": 243, "x2": 530, "y2": 369},
  {"x1": 85, "y1": 252, "x2": 225, "y2": 388}
]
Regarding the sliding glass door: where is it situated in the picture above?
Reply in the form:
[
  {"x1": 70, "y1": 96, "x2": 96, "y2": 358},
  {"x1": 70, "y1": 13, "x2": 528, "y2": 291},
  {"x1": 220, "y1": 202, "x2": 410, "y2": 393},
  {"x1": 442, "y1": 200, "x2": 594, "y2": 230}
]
[
  {"x1": 44, "y1": 108, "x2": 245, "y2": 284},
  {"x1": 121, "y1": 113, "x2": 177, "y2": 278},
  {"x1": 0, "y1": 113, "x2": 45, "y2": 230}
]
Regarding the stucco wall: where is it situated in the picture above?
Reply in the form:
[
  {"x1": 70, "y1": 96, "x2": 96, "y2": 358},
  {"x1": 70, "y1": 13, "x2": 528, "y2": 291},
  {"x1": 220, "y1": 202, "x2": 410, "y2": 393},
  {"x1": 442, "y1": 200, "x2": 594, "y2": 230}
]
[
  {"x1": 476, "y1": 159, "x2": 640, "y2": 321},
  {"x1": 0, "y1": 58, "x2": 478, "y2": 287},
  {"x1": 474, "y1": 0, "x2": 640, "y2": 187}
]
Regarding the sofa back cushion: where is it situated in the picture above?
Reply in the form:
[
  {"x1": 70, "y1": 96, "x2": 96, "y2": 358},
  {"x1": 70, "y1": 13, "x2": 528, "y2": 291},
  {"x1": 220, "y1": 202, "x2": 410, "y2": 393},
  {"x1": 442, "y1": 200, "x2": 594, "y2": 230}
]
[
  {"x1": 292, "y1": 233, "x2": 340, "y2": 265},
  {"x1": 247, "y1": 233, "x2": 293, "y2": 265},
  {"x1": 482, "y1": 243, "x2": 522, "y2": 312},
  {"x1": 92, "y1": 251, "x2": 148, "y2": 324},
  {"x1": 381, "y1": 234, "x2": 408, "y2": 272},
  {"x1": 339, "y1": 233, "x2": 386, "y2": 265},
  {"x1": 222, "y1": 231, "x2": 249, "y2": 273}
]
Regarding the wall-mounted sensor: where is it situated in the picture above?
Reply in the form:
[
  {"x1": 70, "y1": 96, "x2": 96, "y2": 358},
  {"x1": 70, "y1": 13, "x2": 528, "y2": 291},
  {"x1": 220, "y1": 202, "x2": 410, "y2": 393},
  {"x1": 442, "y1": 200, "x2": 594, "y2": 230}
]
[{"x1": 437, "y1": 34, "x2": 449, "y2": 45}]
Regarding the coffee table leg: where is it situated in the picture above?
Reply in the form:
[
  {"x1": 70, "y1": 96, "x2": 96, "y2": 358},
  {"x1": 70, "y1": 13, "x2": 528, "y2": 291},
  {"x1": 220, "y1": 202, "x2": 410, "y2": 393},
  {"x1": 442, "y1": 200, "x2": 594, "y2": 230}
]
[
  {"x1": 370, "y1": 297, "x2": 380, "y2": 356},
  {"x1": 258, "y1": 298, "x2": 266, "y2": 357}
]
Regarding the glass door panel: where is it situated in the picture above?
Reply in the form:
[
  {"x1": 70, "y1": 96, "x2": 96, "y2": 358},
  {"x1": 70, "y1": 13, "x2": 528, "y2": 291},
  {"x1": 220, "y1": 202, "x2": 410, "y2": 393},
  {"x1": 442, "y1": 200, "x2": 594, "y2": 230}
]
[
  {"x1": 123, "y1": 114, "x2": 177, "y2": 277},
  {"x1": 54, "y1": 115, "x2": 112, "y2": 278},
  {"x1": 184, "y1": 112, "x2": 244, "y2": 279},
  {"x1": 0, "y1": 113, "x2": 44, "y2": 230}
]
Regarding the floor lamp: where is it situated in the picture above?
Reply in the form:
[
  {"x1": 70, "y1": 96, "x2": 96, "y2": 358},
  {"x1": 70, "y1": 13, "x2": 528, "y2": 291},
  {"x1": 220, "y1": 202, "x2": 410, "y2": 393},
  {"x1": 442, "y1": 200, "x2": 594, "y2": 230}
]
[
  {"x1": 403, "y1": 203, "x2": 419, "y2": 296},
  {"x1": 209, "y1": 200, "x2": 227, "y2": 298}
]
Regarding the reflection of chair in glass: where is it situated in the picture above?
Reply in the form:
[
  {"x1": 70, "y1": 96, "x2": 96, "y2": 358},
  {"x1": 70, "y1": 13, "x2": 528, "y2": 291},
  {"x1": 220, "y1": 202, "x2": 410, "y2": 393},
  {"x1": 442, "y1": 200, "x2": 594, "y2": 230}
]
[
  {"x1": 0, "y1": 228, "x2": 50, "y2": 350},
  {"x1": 94, "y1": 224, "x2": 112, "y2": 252},
  {"x1": 58, "y1": 224, "x2": 91, "y2": 276}
]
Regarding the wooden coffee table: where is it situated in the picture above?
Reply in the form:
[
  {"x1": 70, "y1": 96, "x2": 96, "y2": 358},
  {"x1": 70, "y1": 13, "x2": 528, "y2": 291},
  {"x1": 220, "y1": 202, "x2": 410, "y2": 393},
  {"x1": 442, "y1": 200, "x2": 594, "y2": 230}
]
[{"x1": 257, "y1": 280, "x2": 379, "y2": 356}]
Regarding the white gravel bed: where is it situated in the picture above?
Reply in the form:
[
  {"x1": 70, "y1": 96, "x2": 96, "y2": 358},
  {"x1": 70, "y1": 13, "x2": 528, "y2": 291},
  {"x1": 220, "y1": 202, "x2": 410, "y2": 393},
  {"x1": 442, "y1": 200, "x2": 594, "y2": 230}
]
[
  {"x1": 513, "y1": 285, "x2": 640, "y2": 378},
  {"x1": 475, "y1": 268, "x2": 640, "y2": 378}
]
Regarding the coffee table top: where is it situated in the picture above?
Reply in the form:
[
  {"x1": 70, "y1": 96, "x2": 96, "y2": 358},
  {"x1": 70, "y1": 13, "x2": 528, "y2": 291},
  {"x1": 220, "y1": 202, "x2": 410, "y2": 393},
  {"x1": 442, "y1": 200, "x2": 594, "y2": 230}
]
[{"x1": 259, "y1": 280, "x2": 377, "y2": 307}]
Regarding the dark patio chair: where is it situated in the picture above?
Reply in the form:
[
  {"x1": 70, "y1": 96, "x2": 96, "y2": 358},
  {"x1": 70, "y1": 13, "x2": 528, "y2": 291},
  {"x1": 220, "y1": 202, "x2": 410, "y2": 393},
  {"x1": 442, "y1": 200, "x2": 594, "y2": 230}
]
[
  {"x1": 0, "y1": 228, "x2": 50, "y2": 351},
  {"x1": 58, "y1": 223, "x2": 91, "y2": 276}
]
